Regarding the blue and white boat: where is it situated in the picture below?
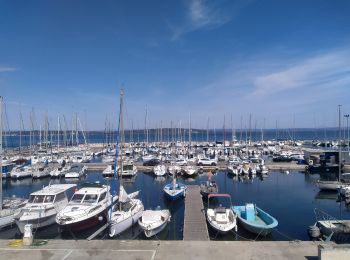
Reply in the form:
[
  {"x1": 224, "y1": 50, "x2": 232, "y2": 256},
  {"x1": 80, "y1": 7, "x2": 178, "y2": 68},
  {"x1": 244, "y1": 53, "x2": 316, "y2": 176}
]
[
  {"x1": 163, "y1": 180, "x2": 186, "y2": 201},
  {"x1": 232, "y1": 204, "x2": 278, "y2": 236}
]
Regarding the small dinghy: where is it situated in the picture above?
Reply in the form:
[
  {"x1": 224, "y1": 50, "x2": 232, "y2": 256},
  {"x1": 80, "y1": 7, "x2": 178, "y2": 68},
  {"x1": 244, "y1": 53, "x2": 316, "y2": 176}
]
[
  {"x1": 138, "y1": 208, "x2": 171, "y2": 238},
  {"x1": 206, "y1": 194, "x2": 237, "y2": 234},
  {"x1": 232, "y1": 204, "x2": 278, "y2": 236},
  {"x1": 200, "y1": 180, "x2": 218, "y2": 198}
]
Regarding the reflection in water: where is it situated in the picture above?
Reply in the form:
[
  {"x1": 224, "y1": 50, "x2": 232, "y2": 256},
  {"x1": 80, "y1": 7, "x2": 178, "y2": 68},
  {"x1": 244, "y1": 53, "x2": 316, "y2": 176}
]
[
  {"x1": 1, "y1": 170, "x2": 349, "y2": 241},
  {"x1": 315, "y1": 191, "x2": 339, "y2": 201}
]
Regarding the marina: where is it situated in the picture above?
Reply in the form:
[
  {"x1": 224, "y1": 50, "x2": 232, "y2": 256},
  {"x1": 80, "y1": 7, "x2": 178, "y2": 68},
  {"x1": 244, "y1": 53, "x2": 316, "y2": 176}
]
[{"x1": 0, "y1": 167, "x2": 350, "y2": 242}]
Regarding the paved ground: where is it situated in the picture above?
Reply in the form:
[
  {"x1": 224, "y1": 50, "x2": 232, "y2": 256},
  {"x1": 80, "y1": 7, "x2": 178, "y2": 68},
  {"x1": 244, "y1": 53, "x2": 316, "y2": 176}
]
[{"x1": 0, "y1": 239, "x2": 330, "y2": 260}]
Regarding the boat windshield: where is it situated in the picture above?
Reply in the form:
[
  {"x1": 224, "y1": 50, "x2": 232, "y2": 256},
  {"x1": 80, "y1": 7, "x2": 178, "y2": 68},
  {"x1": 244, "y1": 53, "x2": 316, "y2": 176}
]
[
  {"x1": 71, "y1": 193, "x2": 84, "y2": 203},
  {"x1": 70, "y1": 166, "x2": 80, "y2": 172},
  {"x1": 28, "y1": 195, "x2": 54, "y2": 203},
  {"x1": 208, "y1": 196, "x2": 231, "y2": 209},
  {"x1": 82, "y1": 194, "x2": 98, "y2": 204},
  {"x1": 122, "y1": 165, "x2": 133, "y2": 171}
]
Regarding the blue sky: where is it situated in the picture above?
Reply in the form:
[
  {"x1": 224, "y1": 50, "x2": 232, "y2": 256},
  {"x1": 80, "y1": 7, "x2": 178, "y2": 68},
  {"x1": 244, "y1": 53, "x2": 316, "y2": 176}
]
[{"x1": 1, "y1": 0, "x2": 350, "y2": 130}]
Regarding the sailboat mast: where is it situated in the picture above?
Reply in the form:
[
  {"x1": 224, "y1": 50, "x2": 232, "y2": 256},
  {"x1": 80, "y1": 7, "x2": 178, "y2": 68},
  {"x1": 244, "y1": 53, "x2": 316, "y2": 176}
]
[
  {"x1": 339, "y1": 105, "x2": 342, "y2": 181},
  {"x1": 57, "y1": 115, "x2": 60, "y2": 152},
  {"x1": 0, "y1": 96, "x2": 3, "y2": 210},
  {"x1": 188, "y1": 112, "x2": 191, "y2": 148},
  {"x1": 119, "y1": 89, "x2": 125, "y2": 211}
]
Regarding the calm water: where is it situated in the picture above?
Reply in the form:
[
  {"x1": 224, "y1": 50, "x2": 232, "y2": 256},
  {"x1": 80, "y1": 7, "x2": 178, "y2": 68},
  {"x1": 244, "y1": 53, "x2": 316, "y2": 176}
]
[
  {"x1": 2, "y1": 128, "x2": 344, "y2": 149},
  {"x1": 1, "y1": 170, "x2": 349, "y2": 241}
]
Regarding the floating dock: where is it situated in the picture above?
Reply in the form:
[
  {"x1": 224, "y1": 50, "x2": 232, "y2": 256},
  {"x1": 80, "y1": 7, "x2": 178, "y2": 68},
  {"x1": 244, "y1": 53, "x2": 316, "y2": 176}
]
[{"x1": 183, "y1": 185, "x2": 209, "y2": 241}]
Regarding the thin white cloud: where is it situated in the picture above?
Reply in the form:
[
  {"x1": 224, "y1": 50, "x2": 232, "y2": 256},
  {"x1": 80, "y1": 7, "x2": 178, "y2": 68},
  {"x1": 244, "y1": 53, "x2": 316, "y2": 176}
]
[
  {"x1": 0, "y1": 66, "x2": 19, "y2": 72},
  {"x1": 178, "y1": 47, "x2": 350, "y2": 127},
  {"x1": 170, "y1": 0, "x2": 233, "y2": 40},
  {"x1": 253, "y1": 50, "x2": 350, "y2": 96}
]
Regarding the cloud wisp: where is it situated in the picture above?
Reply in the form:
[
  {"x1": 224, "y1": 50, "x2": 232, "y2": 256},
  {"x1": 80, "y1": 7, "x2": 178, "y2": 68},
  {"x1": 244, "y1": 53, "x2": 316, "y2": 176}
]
[
  {"x1": 170, "y1": 0, "x2": 233, "y2": 40},
  {"x1": 0, "y1": 66, "x2": 19, "y2": 73},
  {"x1": 253, "y1": 50, "x2": 350, "y2": 96}
]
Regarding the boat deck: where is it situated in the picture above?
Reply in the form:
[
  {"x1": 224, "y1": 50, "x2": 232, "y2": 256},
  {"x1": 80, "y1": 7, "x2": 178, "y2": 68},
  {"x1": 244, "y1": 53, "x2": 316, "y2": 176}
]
[{"x1": 183, "y1": 185, "x2": 209, "y2": 241}]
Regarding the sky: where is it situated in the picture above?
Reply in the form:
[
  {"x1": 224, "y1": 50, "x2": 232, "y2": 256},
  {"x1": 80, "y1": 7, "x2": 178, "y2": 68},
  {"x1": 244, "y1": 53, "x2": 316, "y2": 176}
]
[{"x1": 1, "y1": 0, "x2": 350, "y2": 130}]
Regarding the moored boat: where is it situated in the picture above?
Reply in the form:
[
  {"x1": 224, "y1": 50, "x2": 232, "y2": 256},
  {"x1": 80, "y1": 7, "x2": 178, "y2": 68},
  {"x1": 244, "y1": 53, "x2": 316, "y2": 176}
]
[
  {"x1": 15, "y1": 184, "x2": 76, "y2": 233},
  {"x1": 138, "y1": 208, "x2": 171, "y2": 238},
  {"x1": 56, "y1": 183, "x2": 117, "y2": 232},
  {"x1": 200, "y1": 180, "x2": 218, "y2": 198},
  {"x1": 108, "y1": 186, "x2": 144, "y2": 237},
  {"x1": 206, "y1": 194, "x2": 237, "y2": 234},
  {"x1": 232, "y1": 204, "x2": 278, "y2": 236},
  {"x1": 163, "y1": 179, "x2": 186, "y2": 201}
]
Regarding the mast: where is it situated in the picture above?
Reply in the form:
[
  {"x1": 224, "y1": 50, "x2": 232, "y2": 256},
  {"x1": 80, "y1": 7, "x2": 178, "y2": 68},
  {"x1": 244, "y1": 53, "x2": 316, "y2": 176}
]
[
  {"x1": 240, "y1": 116, "x2": 243, "y2": 143},
  {"x1": 206, "y1": 117, "x2": 209, "y2": 143},
  {"x1": 119, "y1": 89, "x2": 125, "y2": 210},
  {"x1": 144, "y1": 106, "x2": 148, "y2": 144},
  {"x1": 188, "y1": 112, "x2": 191, "y2": 148},
  {"x1": 338, "y1": 105, "x2": 342, "y2": 181},
  {"x1": 75, "y1": 112, "x2": 78, "y2": 146},
  {"x1": 19, "y1": 110, "x2": 23, "y2": 154},
  {"x1": 0, "y1": 96, "x2": 3, "y2": 210},
  {"x1": 57, "y1": 115, "x2": 60, "y2": 152}
]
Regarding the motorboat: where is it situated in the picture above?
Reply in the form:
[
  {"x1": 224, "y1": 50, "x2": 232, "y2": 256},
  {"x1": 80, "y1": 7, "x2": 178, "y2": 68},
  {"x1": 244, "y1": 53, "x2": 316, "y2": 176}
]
[
  {"x1": 206, "y1": 194, "x2": 237, "y2": 234},
  {"x1": 167, "y1": 165, "x2": 181, "y2": 175},
  {"x1": 64, "y1": 164, "x2": 87, "y2": 178},
  {"x1": 102, "y1": 165, "x2": 117, "y2": 178},
  {"x1": 154, "y1": 165, "x2": 167, "y2": 176},
  {"x1": 10, "y1": 165, "x2": 32, "y2": 179},
  {"x1": 339, "y1": 185, "x2": 350, "y2": 198},
  {"x1": 118, "y1": 160, "x2": 137, "y2": 177},
  {"x1": 239, "y1": 161, "x2": 250, "y2": 175},
  {"x1": 182, "y1": 165, "x2": 197, "y2": 177},
  {"x1": 0, "y1": 197, "x2": 27, "y2": 229},
  {"x1": 56, "y1": 183, "x2": 117, "y2": 231},
  {"x1": 50, "y1": 165, "x2": 70, "y2": 178},
  {"x1": 102, "y1": 155, "x2": 115, "y2": 163},
  {"x1": 108, "y1": 186, "x2": 144, "y2": 237},
  {"x1": 14, "y1": 184, "x2": 76, "y2": 233},
  {"x1": 232, "y1": 204, "x2": 278, "y2": 236},
  {"x1": 32, "y1": 164, "x2": 51, "y2": 179},
  {"x1": 163, "y1": 179, "x2": 186, "y2": 201},
  {"x1": 200, "y1": 180, "x2": 219, "y2": 198},
  {"x1": 227, "y1": 164, "x2": 238, "y2": 176},
  {"x1": 138, "y1": 208, "x2": 171, "y2": 238}
]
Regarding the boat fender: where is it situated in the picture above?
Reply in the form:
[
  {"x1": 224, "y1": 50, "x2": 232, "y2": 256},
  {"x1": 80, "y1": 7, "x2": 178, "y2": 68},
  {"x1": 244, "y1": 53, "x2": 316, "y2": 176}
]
[
  {"x1": 183, "y1": 189, "x2": 186, "y2": 198},
  {"x1": 98, "y1": 215, "x2": 103, "y2": 222},
  {"x1": 308, "y1": 225, "x2": 320, "y2": 238}
]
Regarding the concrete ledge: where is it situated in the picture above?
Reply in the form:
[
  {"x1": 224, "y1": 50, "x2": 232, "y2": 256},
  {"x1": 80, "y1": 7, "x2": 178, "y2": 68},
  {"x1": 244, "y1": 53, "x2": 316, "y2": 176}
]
[
  {"x1": 318, "y1": 244, "x2": 350, "y2": 260},
  {"x1": 0, "y1": 240, "x2": 334, "y2": 260}
]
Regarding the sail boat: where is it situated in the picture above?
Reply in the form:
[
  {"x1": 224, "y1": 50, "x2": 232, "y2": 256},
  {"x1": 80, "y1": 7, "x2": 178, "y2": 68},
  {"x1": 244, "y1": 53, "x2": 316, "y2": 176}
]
[
  {"x1": 109, "y1": 89, "x2": 144, "y2": 237},
  {"x1": 316, "y1": 105, "x2": 344, "y2": 191},
  {"x1": 163, "y1": 150, "x2": 186, "y2": 200},
  {"x1": 0, "y1": 96, "x2": 27, "y2": 228}
]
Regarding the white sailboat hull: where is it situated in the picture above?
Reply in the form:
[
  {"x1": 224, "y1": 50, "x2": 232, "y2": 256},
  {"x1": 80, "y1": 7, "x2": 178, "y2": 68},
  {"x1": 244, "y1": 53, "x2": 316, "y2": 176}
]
[{"x1": 109, "y1": 205, "x2": 144, "y2": 237}]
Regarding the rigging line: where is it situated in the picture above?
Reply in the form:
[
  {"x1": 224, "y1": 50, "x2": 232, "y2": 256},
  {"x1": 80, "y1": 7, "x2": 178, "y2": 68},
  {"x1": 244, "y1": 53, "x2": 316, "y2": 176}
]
[
  {"x1": 272, "y1": 228, "x2": 297, "y2": 241},
  {"x1": 229, "y1": 229, "x2": 254, "y2": 241}
]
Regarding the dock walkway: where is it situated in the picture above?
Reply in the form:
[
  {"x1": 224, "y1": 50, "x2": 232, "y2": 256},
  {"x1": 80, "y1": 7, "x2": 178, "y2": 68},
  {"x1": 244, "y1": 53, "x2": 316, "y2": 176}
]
[
  {"x1": 183, "y1": 185, "x2": 209, "y2": 241},
  {"x1": 0, "y1": 240, "x2": 328, "y2": 260}
]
